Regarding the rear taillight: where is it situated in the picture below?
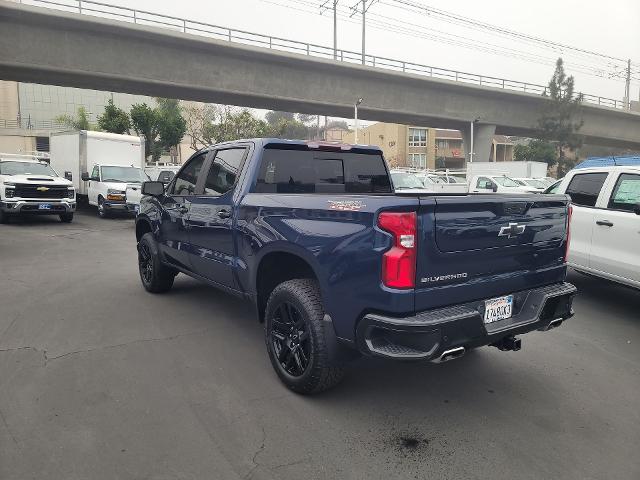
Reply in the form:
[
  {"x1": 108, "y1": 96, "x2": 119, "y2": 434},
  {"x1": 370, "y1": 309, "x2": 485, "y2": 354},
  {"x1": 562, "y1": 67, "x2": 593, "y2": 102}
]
[
  {"x1": 377, "y1": 211, "x2": 417, "y2": 289},
  {"x1": 564, "y1": 204, "x2": 573, "y2": 263}
]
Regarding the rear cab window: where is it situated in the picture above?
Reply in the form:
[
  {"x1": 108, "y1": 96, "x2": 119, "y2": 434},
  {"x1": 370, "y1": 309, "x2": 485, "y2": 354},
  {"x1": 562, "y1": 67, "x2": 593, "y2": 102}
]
[
  {"x1": 607, "y1": 173, "x2": 640, "y2": 212},
  {"x1": 253, "y1": 148, "x2": 392, "y2": 194},
  {"x1": 565, "y1": 172, "x2": 608, "y2": 207}
]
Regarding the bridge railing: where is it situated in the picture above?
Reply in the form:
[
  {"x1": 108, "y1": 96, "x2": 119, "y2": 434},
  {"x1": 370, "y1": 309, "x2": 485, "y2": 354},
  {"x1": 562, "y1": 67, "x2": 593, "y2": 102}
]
[{"x1": 18, "y1": 0, "x2": 626, "y2": 110}]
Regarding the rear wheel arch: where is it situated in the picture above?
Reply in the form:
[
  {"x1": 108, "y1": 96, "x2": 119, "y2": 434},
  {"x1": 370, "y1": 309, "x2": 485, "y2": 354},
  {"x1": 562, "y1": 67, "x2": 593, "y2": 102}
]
[{"x1": 255, "y1": 251, "x2": 320, "y2": 323}]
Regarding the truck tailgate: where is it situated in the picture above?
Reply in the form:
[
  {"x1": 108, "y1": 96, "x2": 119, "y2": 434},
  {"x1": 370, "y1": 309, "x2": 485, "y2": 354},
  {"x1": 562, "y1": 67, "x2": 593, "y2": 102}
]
[{"x1": 414, "y1": 194, "x2": 569, "y2": 312}]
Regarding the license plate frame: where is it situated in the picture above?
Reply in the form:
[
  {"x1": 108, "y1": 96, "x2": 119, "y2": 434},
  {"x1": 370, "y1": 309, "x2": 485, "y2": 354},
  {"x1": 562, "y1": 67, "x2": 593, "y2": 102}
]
[
  {"x1": 38, "y1": 204, "x2": 52, "y2": 210},
  {"x1": 484, "y1": 294, "x2": 514, "y2": 324}
]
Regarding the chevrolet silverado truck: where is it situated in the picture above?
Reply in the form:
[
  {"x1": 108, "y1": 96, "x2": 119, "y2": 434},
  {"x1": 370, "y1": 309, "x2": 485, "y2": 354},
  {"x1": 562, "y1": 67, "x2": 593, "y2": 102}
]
[
  {"x1": 0, "y1": 156, "x2": 76, "y2": 223},
  {"x1": 134, "y1": 139, "x2": 576, "y2": 394}
]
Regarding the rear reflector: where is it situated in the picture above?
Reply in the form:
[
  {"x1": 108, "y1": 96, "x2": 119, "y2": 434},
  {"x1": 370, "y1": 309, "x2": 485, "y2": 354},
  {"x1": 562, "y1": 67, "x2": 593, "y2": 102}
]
[
  {"x1": 378, "y1": 211, "x2": 417, "y2": 289},
  {"x1": 564, "y1": 204, "x2": 573, "y2": 263}
]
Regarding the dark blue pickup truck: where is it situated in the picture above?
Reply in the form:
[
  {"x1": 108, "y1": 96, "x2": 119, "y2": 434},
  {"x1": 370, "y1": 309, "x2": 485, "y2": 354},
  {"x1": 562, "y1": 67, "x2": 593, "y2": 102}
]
[{"x1": 135, "y1": 139, "x2": 576, "y2": 394}]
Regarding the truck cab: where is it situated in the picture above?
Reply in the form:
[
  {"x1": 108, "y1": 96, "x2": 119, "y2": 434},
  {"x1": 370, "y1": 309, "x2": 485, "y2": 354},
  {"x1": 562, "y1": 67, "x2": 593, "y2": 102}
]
[
  {"x1": 0, "y1": 156, "x2": 76, "y2": 223},
  {"x1": 554, "y1": 165, "x2": 640, "y2": 289},
  {"x1": 81, "y1": 164, "x2": 149, "y2": 217}
]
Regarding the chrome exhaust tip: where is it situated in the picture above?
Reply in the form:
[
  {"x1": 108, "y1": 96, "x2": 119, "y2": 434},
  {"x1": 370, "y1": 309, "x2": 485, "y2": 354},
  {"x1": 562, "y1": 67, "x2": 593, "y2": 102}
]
[
  {"x1": 539, "y1": 317, "x2": 564, "y2": 331},
  {"x1": 432, "y1": 346, "x2": 465, "y2": 363}
]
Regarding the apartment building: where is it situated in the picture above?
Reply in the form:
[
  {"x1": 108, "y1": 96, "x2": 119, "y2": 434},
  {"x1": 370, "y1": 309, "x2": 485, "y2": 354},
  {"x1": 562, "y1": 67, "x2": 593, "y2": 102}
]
[{"x1": 344, "y1": 122, "x2": 514, "y2": 169}]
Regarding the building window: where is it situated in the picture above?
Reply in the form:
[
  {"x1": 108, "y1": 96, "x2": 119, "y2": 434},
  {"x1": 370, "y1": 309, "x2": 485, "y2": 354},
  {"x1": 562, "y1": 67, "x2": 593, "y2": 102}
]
[
  {"x1": 408, "y1": 153, "x2": 427, "y2": 168},
  {"x1": 408, "y1": 128, "x2": 427, "y2": 147},
  {"x1": 437, "y1": 139, "x2": 449, "y2": 150}
]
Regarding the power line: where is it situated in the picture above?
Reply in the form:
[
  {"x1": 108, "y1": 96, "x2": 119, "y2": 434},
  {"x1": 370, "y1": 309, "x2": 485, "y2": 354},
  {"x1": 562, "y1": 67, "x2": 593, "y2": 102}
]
[{"x1": 268, "y1": 0, "x2": 628, "y2": 83}]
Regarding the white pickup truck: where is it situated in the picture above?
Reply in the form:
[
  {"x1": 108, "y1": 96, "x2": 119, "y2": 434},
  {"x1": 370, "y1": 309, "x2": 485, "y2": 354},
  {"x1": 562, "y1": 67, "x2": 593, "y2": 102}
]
[
  {"x1": 468, "y1": 174, "x2": 539, "y2": 194},
  {"x1": 552, "y1": 166, "x2": 640, "y2": 289},
  {"x1": 0, "y1": 156, "x2": 76, "y2": 223}
]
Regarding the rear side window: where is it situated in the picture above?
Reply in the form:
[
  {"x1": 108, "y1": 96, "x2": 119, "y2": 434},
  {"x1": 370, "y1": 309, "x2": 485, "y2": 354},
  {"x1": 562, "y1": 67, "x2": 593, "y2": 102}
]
[
  {"x1": 607, "y1": 173, "x2": 640, "y2": 212},
  {"x1": 565, "y1": 173, "x2": 608, "y2": 207},
  {"x1": 203, "y1": 148, "x2": 246, "y2": 196},
  {"x1": 172, "y1": 154, "x2": 206, "y2": 196},
  {"x1": 253, "y1": 149, "x2": 392, "y2": 194}
]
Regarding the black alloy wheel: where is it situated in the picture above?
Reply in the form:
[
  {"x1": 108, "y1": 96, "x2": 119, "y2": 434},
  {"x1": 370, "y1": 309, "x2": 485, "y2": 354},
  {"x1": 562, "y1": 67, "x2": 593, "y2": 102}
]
[
  {"x1": 138, "y1": 241, "x2": 154, "y2": 285},
  {"x1": 269, "y1": 301, "x2": 311, "y2": 377}
]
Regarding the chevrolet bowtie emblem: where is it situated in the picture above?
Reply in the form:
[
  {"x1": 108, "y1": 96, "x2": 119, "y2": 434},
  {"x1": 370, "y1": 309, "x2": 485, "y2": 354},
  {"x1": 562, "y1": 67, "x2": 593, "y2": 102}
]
[
  {"x1": 498, "y1": 222, "x2": 526, "y2": 238},
  {"x1": 36, "y1": 186, "x2": 50, "y2": 192}
]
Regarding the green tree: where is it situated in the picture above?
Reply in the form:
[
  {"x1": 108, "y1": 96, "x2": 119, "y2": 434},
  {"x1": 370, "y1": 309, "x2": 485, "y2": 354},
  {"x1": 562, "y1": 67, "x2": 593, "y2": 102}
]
[
  {"x1": 156, "y1": 98, "x2": 187, "y2": 159},
  {"x1": 97, "y1": 99, "x2": 130, "y2": 134},
  {"x1": 130, "y1": 99, "x2": 187, "y2": 161},
  {"x1": 265, "y1": 110, "x2": 310, "y2": 139},
  {"x1": 210, "y1": 107, "x2": 270, "y2": 143},
  {"x1": 513, "y1": 139, "x2": 558, "y2": 168},
  {"x1": 55, "y1": 106, "x2": 92, "y2": 130},
  {"x1": 538, "y1": 58, "x2": 584, "y2": 176}
]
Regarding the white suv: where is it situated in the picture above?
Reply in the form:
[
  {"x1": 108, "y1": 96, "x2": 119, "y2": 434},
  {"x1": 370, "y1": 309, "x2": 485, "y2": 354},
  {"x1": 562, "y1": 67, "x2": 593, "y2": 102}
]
[
  {"x1": 0, "y1": 157, "x2": 76, "y2": 223},
  {"x1": 553, "y1": 166, "x2": 640, "y2": 289}
]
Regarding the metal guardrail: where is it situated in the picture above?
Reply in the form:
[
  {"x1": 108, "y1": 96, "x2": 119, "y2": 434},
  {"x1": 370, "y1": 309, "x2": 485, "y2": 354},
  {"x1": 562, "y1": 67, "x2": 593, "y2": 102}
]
[
  {"x1": 0, "y1": 118, "x2": 67, "y2": 130},
  {"x1": 17, "y1": 0, "x2": 626, "y2": 110}
]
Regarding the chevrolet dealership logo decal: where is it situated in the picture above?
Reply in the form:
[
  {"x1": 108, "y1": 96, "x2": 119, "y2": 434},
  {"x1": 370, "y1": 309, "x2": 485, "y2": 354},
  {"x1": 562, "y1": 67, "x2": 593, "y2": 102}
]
[{"x1": 36, "y1": 186, "x2": 50, "y2": 192}]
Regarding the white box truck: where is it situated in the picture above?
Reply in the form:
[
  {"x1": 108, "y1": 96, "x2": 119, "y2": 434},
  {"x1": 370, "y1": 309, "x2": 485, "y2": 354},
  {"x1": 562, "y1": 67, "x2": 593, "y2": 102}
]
[
  {"x1": 466, "y1": 161, "x2": 548, "y2": 179},
  {"x1": 50, "y1": 131, "x2": 149, "y2": 217}
]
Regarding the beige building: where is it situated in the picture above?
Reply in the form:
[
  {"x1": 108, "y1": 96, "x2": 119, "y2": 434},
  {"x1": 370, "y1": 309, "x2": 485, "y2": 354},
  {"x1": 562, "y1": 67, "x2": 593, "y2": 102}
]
[{"x1": 344, "y1": 122, "x2": 514, "y2": 169}]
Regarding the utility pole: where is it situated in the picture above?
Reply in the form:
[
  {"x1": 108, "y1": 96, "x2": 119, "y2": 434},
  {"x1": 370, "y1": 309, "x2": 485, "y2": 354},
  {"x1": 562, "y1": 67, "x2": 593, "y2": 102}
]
[
  {"x1": 354, "y1": 98, "x2": 363, "y2": 144},
  {"x1": 320, "y1": 1, "x2": 339, "y2": 59},
  {"x1": 624, "y1": 59, "x2": 631, "y2": 110},
  {"x1": 333, "y1": 0, "x2": 338, "y2": 59},
  {"x1": 361, "y1": 0, "x2": 366, "y2": 65},
  {"x1": 349, "y1": 0, "x2": 375, "y2": 65}
]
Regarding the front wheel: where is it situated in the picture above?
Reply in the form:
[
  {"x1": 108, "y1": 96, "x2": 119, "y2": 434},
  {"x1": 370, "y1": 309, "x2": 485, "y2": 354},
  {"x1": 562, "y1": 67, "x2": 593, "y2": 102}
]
[
  {"x1": 264, "y1": 279, "x2": 345, "y2": 394},
  {"x1": 97, "y1": 197, "x2": 108, "y2": 218},
  {"x1": 59, "y1": 213, "x2": 74, "y2": 223},
  {"x1": 137, "y1": 233, "x2": 176, "y2": 293}
]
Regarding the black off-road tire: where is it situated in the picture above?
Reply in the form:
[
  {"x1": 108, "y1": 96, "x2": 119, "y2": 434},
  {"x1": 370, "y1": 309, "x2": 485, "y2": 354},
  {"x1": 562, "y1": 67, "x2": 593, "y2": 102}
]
[
  {"x1": 59, "y1": 213, "x2": 74, "y2": 223},
  {"x1": 265, "y1": 279, "x2": 345, "y2": 394},
  {"x1": 137, "y1": 233, "x2": 176, "y2": 293}
]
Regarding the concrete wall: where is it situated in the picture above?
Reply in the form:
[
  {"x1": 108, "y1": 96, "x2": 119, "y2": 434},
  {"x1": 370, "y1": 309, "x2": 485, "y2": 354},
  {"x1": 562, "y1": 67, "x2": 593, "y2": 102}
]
[
  {"x1": 1, "y1": 2, "x2": 639, "y2": 149},
  {"x1": 0, "y1": 130, "x2": 37, "y2": 153}
]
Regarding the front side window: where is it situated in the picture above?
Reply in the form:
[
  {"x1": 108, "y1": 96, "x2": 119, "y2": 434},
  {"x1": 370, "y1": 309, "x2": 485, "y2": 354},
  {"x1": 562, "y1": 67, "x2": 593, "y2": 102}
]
[
  {"x1": 91, "y1": 165, "x2": 100, "y2": 180},
  {"x1": 565, "y1": 172, "x2": 608, "y2": 207},
  {"x1": 607, "y1": 173, "x2": 640, "y2": 212},
  {"x1": 477, "y1": 177, "x2": 493, "y2": 189},
  {"x1": 203, "y1": 148, "x2": 246, "y2": 196},
  {"x1": 408, "y1": 128, "x2": 427, "y2": 147},
  {"x1": 254, "y1": 148, "x2": 392, "y2": 194},
  {"x1": 101, "y1": 166, "x2": 148, "y2": 183},
  {"x1": 172, "y1": 154, "x2": 206, "y2": 196}
]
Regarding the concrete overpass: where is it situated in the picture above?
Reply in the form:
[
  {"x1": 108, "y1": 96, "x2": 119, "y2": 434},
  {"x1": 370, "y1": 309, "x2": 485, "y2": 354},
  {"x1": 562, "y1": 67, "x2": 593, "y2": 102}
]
[{"x1": 1, "y1": 1, "x2": 639, "y2": 158}]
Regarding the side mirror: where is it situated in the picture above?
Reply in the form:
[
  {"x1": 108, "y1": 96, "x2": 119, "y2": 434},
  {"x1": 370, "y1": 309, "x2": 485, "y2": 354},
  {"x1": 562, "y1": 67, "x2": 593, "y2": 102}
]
[
  {"x1": 64, "y1": 171, "x2": 73, "y2": 181},
  {"x1": 492, "y1": 184, "x2": 498, "y2": 193},
  {"x1": 634, "y1": 203, "x2": 640, "y2": 216},
  {"x1": 142, "y1": 181, "x2": 165, "y2": 197},
  {"x1": 81, "y1": 172, "x2": 90, "y2": 181}
]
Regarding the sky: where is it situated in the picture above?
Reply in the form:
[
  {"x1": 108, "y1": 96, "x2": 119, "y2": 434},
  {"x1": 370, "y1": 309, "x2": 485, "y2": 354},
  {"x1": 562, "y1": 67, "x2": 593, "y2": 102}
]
[{"x1": 48, "y1": 0, "x2": 640, "y2": 123}]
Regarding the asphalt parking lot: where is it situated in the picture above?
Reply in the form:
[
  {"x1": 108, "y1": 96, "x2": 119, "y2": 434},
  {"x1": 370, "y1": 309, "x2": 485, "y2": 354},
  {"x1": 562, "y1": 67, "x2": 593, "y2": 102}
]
[{"x1": 0, "y1": 210, "x2": 638, "y2": 480}]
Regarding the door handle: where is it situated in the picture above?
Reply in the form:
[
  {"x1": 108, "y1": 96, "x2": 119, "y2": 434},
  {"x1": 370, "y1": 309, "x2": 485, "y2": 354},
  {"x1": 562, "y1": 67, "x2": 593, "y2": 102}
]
[
  {"x1": 218, "y1": 209, "x2": 231, "y2": 219},
  {"x1": 596, "y1": 220, "x2": 613, "y2": 227}
]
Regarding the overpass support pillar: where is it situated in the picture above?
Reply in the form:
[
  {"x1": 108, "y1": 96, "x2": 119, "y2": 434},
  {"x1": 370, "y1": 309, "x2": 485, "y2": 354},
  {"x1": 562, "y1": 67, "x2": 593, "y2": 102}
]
[{"x1": 461, "y1": 123, "x2": 496, "y2": 164}]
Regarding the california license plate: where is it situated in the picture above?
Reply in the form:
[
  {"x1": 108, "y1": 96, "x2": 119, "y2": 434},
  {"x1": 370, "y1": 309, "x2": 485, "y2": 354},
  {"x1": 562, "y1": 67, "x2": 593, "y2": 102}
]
[
  {"x1": 484, "y1": 295, "x2": 514, "y2": 324},
  {"x1": 38, "y1": 204, "x2": 52, "y2": 210}
]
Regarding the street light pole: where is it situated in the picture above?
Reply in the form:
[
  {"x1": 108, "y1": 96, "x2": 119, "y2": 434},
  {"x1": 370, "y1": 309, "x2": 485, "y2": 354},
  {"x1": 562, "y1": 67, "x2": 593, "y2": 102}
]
[
  {"x1": 469, "y1": 120, "x2": 474, "y2": 164},
  {"x1": 333, "y1": 0, "x2": 338, "y2": 60},
  {"x1": 354, "y1": 97, "x2": 363, "y2": 144}
]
